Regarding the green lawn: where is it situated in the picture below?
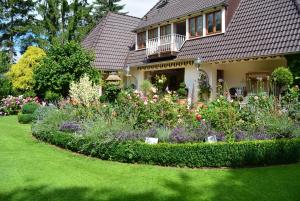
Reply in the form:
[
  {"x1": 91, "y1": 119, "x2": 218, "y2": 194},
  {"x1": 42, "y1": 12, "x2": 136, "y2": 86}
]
[{"x1": 0, "y1": 116, "x2": 300, "y2": 201}]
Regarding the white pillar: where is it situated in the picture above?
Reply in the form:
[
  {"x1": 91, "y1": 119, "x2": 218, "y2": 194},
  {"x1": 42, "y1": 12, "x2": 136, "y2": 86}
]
[
  {"x1": 222, "y1": 8, "x2": 226, "y2": 33},
  {"x1": 135, "y1": 34, "x2": 138, "y2": 50},
  {"x1": 158, "y1": 25, "x2": 161, "y2": 46},
  {"x1": 185, "y1": 18, "x2": 189, "y2": 40},
  {"x1": 171, "y1": 22, "x2": 175, "y2": 51},
  {"x1": 203, "y1": 14, "x2": 206, "y2": 37},
  {"x1": 146, "y1": 29, "x2": 149, "y2": 49}
]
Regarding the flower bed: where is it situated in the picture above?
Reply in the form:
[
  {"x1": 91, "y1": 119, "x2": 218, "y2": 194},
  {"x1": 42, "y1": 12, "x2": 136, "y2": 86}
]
[{"x1": 32, "y1": 129, "x2": 300, "y2": 168}]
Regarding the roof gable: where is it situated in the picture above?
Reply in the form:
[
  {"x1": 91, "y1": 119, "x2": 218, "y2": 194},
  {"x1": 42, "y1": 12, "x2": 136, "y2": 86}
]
[{"x1": 82, "y1": 12, "x2": 140, "y2": 70}]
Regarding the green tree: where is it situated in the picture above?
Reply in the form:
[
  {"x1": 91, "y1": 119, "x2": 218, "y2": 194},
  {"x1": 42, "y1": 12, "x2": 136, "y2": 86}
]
[
  {"x1": 93, "y1": 0, "x2": 125, "y2": 21},
  {"x1": 33, "y1": 41, "x2": 100, "y2": 97},
  {"x1": 36, "y1": 0, "x2": 94, "y2": 44},
  {"x1": 0, "y1": 0, "x2": 36, "y2": 63},
  {"x1": 0, "y1": 51, "x2": 12, "y2": 97},
  {"x1": 6, "y1": 46, "x2": 46, "y2": 93}
]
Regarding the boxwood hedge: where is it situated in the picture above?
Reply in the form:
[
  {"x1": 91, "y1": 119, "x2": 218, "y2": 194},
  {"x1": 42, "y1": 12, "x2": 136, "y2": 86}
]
[{"x1": 32, "y1": 130, "x2": 300, "y2": 168}]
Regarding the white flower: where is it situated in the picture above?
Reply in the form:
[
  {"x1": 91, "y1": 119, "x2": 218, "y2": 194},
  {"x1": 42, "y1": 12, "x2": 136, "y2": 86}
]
[
  {"x1": 151, "y1": 87, "x2": 157, "y2": 93},
  {"x1": 144, "y1": 101, "x2": 148, "y2": 105},
  {"x1": 254, "y1": 96, "x2": 259, "y2": 100}
]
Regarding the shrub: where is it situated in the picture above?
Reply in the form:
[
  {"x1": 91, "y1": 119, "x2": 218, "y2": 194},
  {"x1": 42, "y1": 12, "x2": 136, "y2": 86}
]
[
  {"x1": 32, "y1": 130, "x2": 300, "y2": 168},
  {"x1": 6, "y1": 46, "x2": 45, "y2": 93},
  {"x1": 101, "y1": 83, "x2": 121, "y2": 103},
  {"x1": 140, "y1": 80, "x2": 153, "y2": 95},
  {"x1": 22, "y1": 102, "x2": 40, "y2": 114},
  {"x1": 177, "y1": 82, "x2": 188, "y2": 98},
  {"x1": 33, "y1": 41, "x2": 100, "y2": 98},
  {"x1": 271, "y1": 67, "x2": 293, "y2": 89},
  {"x1": 18, "y1": 113, "x2": 33, "y2": 124},
  {"x1": 0, "y1": 76, "x2": 12, "y2": 98},
  {"x1": 45, "y1": 91, "x2": 61, "y2": 103},
  {"x1": 69, "y1": 74, "x2": 100, "y2": 107}
]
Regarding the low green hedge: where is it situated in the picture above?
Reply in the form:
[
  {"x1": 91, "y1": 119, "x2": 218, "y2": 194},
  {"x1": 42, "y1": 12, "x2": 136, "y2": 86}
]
[
  {"x1": 18, "y1": 113, "x2": 34, "y2": 124},
  {"x1": 22, "y1": 102, "x2": 40, "y2": 114},
  {"x1": 32, "y1": 130, "x2": 300, "y2": 168}
]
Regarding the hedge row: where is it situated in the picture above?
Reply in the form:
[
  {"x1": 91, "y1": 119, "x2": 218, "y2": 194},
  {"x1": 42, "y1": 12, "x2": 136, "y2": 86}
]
[{"x1": 32, "y1": 130, "x2": 300, "y2": 168}]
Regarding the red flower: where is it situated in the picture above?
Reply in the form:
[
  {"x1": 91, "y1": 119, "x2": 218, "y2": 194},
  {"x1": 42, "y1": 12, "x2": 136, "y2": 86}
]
[{"x1": 196, "y1": 114, "x2": 202, "y2": 121}]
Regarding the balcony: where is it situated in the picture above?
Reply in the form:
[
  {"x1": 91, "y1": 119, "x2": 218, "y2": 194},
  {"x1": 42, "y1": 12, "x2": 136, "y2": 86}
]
[{"x1": 146, "y1": 34, "x2": 186, "y2": 57}]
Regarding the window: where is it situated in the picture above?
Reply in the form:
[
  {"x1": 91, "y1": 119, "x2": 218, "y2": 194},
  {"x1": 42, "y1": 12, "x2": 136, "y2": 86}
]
[
  {"x1": 206, "y1": 10, "x2": 222, "y2": 35},
  {"x1": 148, "y1": 28, "x2": 158, "y2": 40},
  {"x1": 160, "y1": 24, "x2": 171, "y2": 36},
  {"x1": 189, "y1": 15, "x2": 203, "y2": 37},
  {"x1": 137, "y1": 31, "x2": 146, "y2": 49}
]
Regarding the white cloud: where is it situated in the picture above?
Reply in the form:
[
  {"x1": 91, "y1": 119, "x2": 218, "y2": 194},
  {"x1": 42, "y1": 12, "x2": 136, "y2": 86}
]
[{"x1": 120, "y1": 0, "x2": 158, "y2": 17}]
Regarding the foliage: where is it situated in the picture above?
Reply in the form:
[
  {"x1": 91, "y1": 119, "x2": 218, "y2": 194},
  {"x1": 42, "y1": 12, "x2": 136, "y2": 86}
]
[
  {"x1": 101, "y1": 83, "x2": 121, "y2": 103},
  {"x1": 199, "y1": 96, "x2": 240, "y2": 141},
  {"x1": 33, "y1": 129, "x2": 300, "y2": 168},
  {"x1": 0, "y1": 76, "x2": 13, "y2": 98},
  {"x1": 154, "y1": 74, "x2": 167, "y2": 93},
  {"x1": 69, "y1": 74, "x2": 101, "y2": 107},
  {"x1": 21, "y1": 102, "x2": 40, "y2": 115},
  {"x1": 140, "y1": 80, "x2": 153, "y2": 95},
  {"x1": 18, "y1": 113, "x2": 34, "y2": 124},
  {"x1": 0, "y1": 96, "x2": 38, "y2": 116},
  {"x1": 286, "y1": 53, "x2": 300, "y2": 86},
  {"x1": 36, "y1": 0, "x2": 95, "y2": 45},
  {"x1": 93, "y1": 0, "x2": 125, "y2": 21},
  {"x1": 6, "y1": 46, "x2": 46, "y2": 93},
  {"x1": 45, "y1": 91, "x2": 61, "y2": 103},
  {"x1": 282, "y1": 86, "x2": 300, "y2": 121},
  {"x1": 198, "y1": 70, "x2": 211, "y2": 101},
  {"x1": 33, "y1": 41, "x2": 100, "y2": 97},
  {"x1": 0, "y1": 0, "x2": 36, "y2": 63},
  {"x1": 271, "y1": 67, "x2": 293, "y2": 88},
  {"x1": 177, "y1": 82, "x2": 188, "y2": 99}
]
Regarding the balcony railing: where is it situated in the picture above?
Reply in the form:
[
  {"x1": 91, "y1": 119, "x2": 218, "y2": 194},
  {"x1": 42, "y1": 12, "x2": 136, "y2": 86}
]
[{"x1": 146, "y1": 34, "x2": 186, "y2": 57}]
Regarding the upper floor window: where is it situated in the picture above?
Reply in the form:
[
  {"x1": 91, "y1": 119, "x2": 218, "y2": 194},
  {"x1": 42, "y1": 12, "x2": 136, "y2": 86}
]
[
  {"x1": 160, "y1": 24, "x2": 171, "y2": 36},
  {"x1": 148, "y1": 28, "x2": 158, "y2": 40},
  {"x1": 137, "y1": 31, "x2": 146, "y2": 49},
  {"x1": 206, "y1": 10, "x2": 222, "y2": 35},
  {"x1": 189, "y1": 15, "x2": 203, "y2": 38}
]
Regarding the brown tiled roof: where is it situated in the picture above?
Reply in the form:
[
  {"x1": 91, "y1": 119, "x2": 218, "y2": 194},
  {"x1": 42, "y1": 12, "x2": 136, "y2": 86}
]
[
  {"x1": 82, "y1": 12, "x2": 140, "y2": 70},
  {"x1": 135, "y1": 0, "x2": 226, "y2": 30},
  {"x1": 177, "y1": 0, "x2": 300, "y2": 62}
]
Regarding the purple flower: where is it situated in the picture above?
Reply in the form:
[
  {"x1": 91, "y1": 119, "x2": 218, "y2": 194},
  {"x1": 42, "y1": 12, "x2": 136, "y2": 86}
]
[
  {"x1": 59, "y1": 122, "x2": 82, "y2": 133},
  {"x1": 170, "y1": 127, "x2": 192, "y2": 143}
]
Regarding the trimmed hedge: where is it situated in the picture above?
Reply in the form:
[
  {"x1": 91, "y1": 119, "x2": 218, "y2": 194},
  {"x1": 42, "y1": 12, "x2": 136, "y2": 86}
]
[
  {"x1": 22, "y1": 102, "x2": 40, "y2": 114},
  {"x1": 32, "y1": 130, "x2": 300, "y2": 168},
  {"x1": 18, "y1": 113, "x2": 34, "y2": 124}
]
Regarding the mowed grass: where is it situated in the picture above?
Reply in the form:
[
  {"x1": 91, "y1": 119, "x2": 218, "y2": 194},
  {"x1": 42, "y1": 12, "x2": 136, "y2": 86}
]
[{"x1": 0, "y1": 116, "x2": 300, "y2": 201}]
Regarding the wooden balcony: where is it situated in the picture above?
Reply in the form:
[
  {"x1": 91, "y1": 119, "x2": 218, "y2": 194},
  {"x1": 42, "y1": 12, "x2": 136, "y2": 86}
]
[{"x1": 146, "y1": 34, "x2": 186, "y2": 57}]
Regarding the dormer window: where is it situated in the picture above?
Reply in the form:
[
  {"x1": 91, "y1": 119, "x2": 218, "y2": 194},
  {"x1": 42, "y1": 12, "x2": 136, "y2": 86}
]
[
  {"x1": 206, "y1": 10, "x2": 222, "y2": 35},
  {"x1": 189, "y1": 15, "x2": 203, "y2": 38},
  {"x1": 137, "y1": 31, "x2": 146, "y2": 49}
]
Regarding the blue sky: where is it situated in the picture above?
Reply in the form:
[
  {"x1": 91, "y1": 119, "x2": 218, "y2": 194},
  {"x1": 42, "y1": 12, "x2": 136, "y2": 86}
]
[{"x1": 119, "y1": 0, "x2": 158, "y2": 17}]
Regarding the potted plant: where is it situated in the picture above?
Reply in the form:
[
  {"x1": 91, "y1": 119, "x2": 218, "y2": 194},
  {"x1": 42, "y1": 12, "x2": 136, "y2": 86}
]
[{"x1": 177, "y1": 82, "x2": 188, "y2": 105}]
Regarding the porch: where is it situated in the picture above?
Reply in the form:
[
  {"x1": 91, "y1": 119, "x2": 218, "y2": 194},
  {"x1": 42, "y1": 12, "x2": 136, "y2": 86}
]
[{"x1": 127, "y1": 56, "x2": 287, "y2": 101}]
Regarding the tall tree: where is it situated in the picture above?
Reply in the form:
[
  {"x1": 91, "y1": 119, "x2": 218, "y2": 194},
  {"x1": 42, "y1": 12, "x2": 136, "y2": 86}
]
[
  {"x1": 37, "y1": 0, "x2": 94, "y2": 44},
  {"x1": 93, "y1": 0, "x2": 125, "y2": 21},
  {"x1": 0, "y1": 0, "x2": 36, "y2": 63}
]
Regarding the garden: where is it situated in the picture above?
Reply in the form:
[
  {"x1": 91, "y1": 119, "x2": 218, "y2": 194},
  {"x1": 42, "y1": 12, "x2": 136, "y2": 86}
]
[{"x1": 1, "y1": 42, "x2": 300, "y2": 168}]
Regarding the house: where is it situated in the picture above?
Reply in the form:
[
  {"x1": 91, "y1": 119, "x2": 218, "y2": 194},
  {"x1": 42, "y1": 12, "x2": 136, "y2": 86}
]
[{"x1": 83, "y1": 0, "x2": 300, "y2": 100}]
